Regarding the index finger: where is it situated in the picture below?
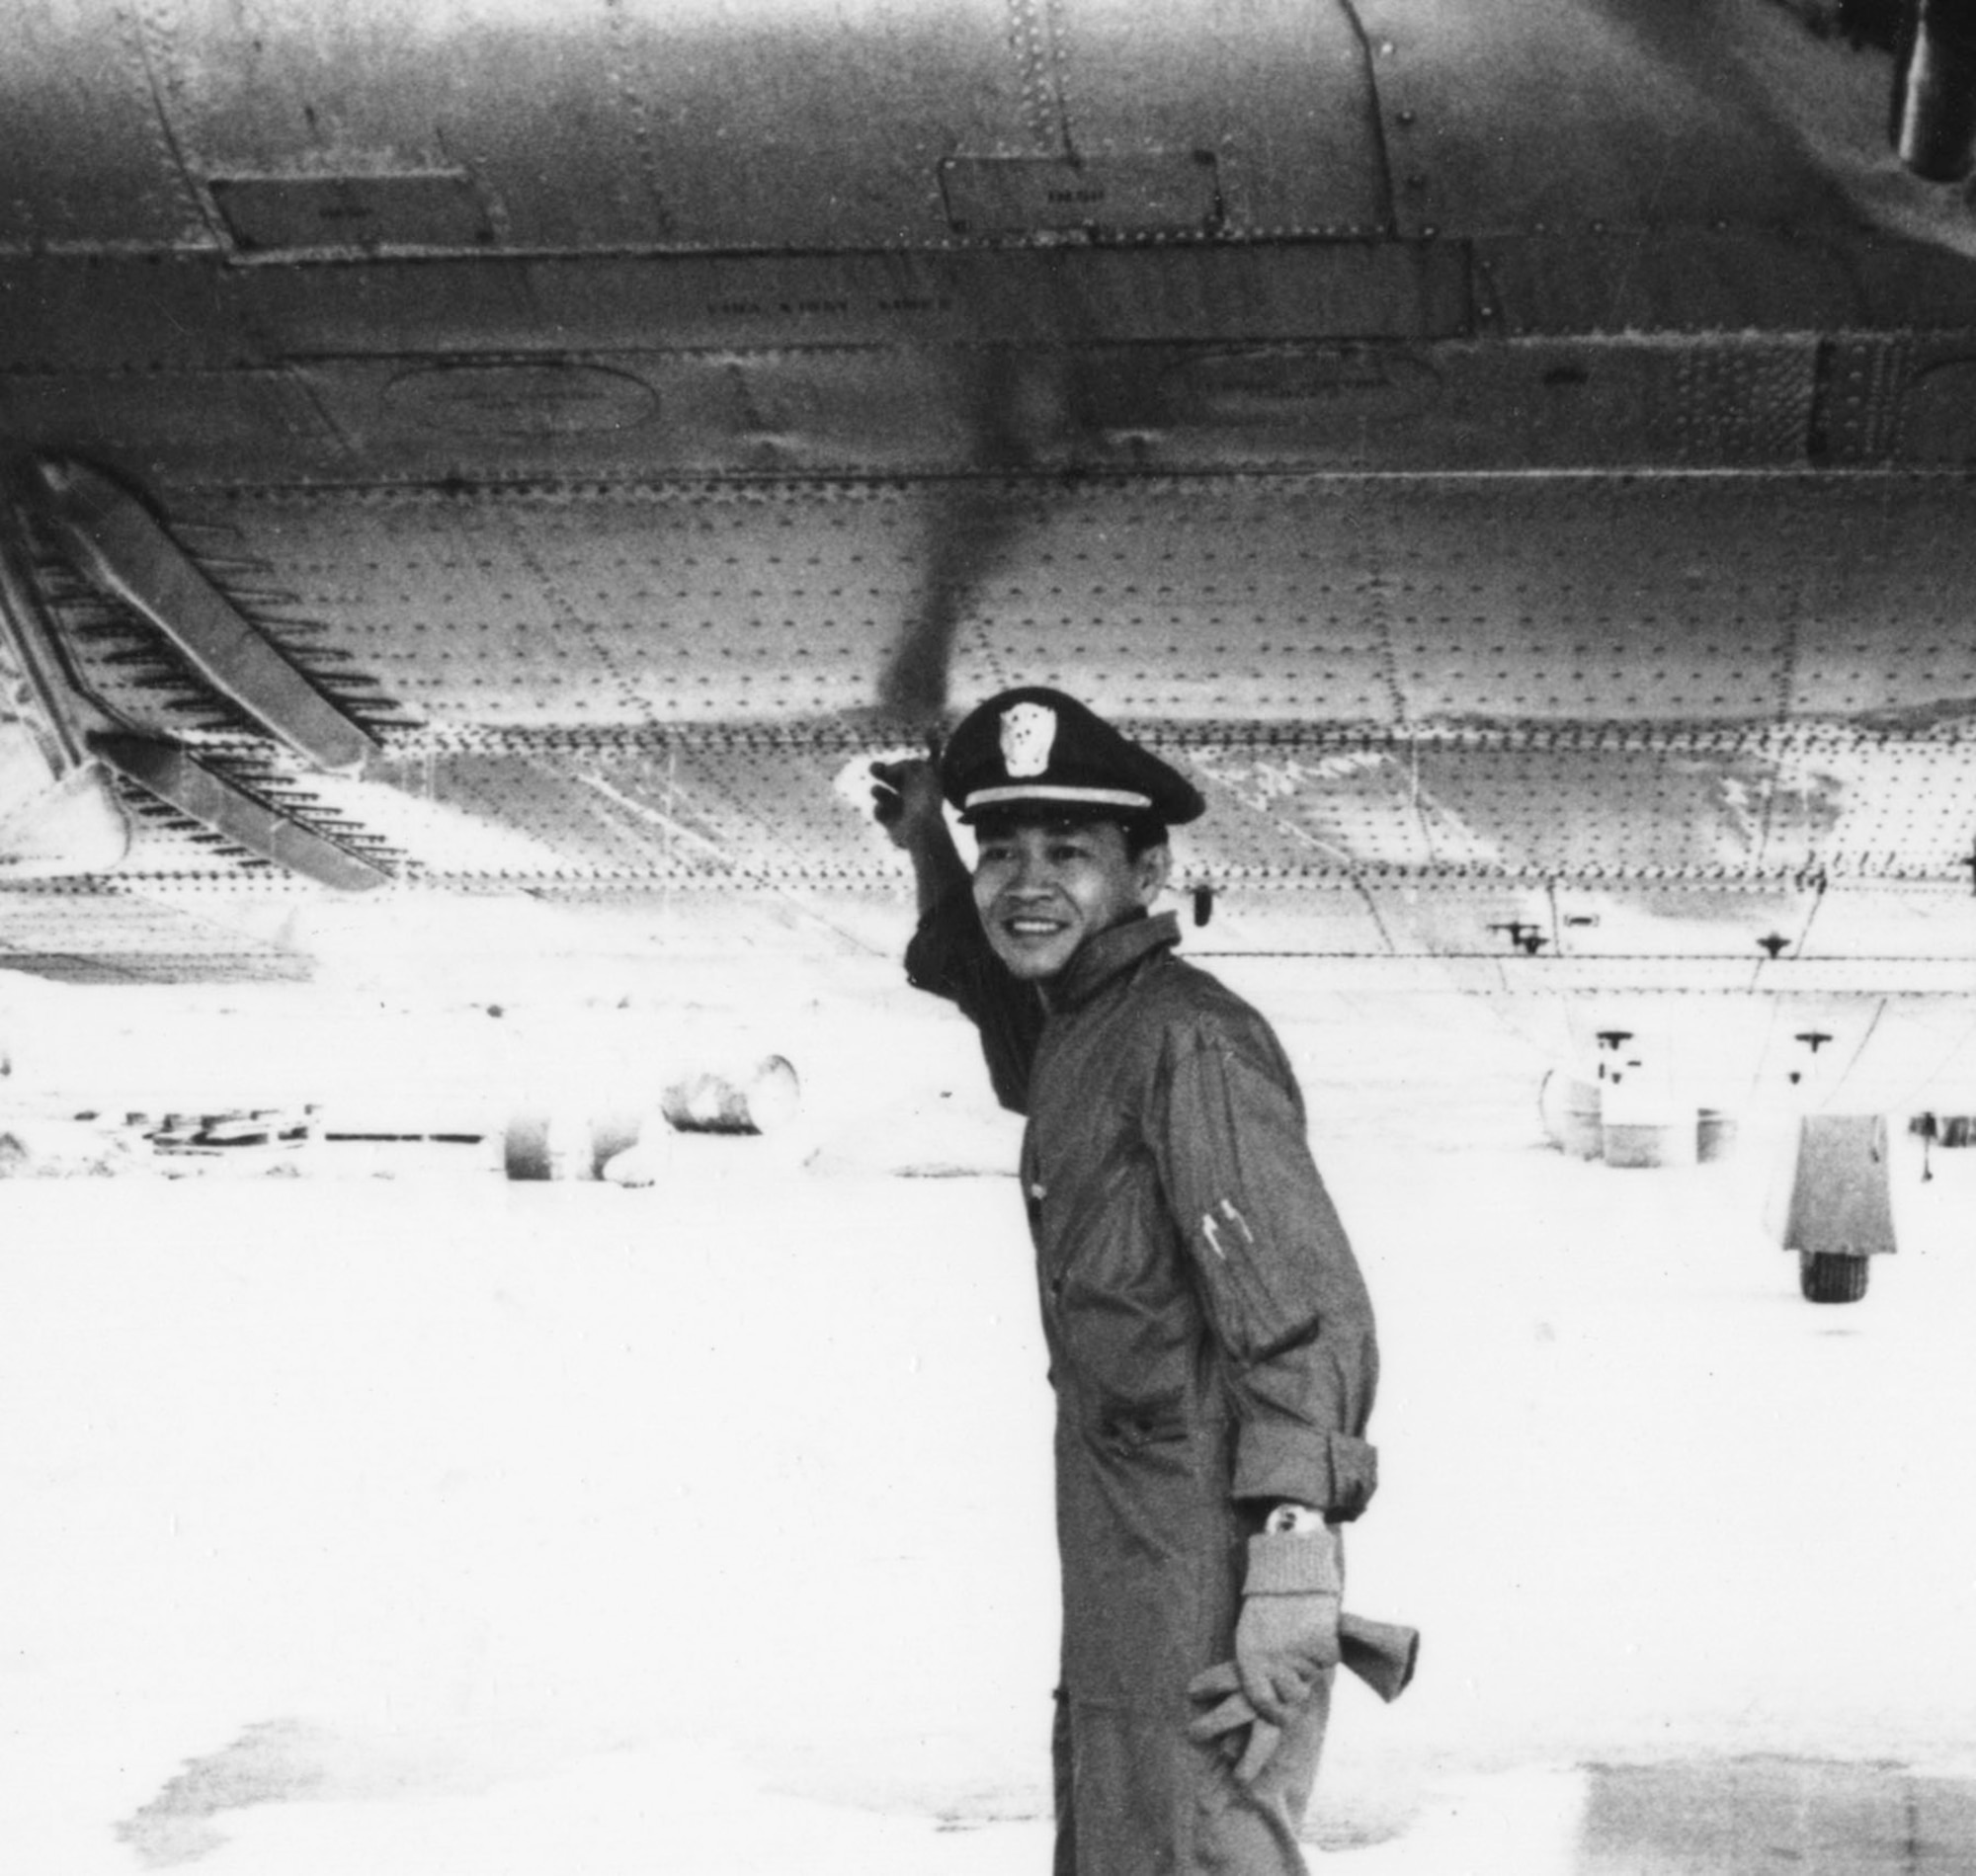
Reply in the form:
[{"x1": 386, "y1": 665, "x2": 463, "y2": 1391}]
[
  {"x1": 1234, "y1": 1718, "x2": 1283, "y2": 1786},
  {"x1": 1186, "y1": 1694, "x2": 1255, "y2": 1746},
  {"x1": 1187, "y1": 1662, "x2": 1241, "y2": 1702}
]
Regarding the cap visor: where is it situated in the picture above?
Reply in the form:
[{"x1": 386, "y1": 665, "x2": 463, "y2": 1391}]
[{"x1": 960, "y1": 783, "x2": 1156, "y2": 822}]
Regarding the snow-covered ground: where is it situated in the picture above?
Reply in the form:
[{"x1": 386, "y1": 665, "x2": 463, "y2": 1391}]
[{"x1": 4, "y1": 969, "x2": 1975, "y2": 1872}]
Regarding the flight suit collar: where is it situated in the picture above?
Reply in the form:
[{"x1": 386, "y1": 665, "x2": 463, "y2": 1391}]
[{"x1": 1051, "y1": 910, "x2": 1181, "y2": 1012}]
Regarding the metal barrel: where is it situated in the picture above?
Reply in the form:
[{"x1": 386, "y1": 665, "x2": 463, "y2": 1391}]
[
  {"x1": 659, "y1": 1054, "x2": 800, "y2": 1135},
  {"x1": 1696, "y1": 1109, "x2": 1738, "y2": 1163},
  {"x1": 1538, "y1": 1070, "x2": 1604, "y2": 1161}
]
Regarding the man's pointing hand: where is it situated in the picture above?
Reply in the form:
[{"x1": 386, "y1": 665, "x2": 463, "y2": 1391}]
[{"x1": 868, "y1": 731, "x2": 946, "y2": 849}]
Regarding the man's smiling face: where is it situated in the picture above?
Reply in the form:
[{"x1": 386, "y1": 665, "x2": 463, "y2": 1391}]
[{"x1": 970, "y1": 815, "x2": 1169, "y2": 981}]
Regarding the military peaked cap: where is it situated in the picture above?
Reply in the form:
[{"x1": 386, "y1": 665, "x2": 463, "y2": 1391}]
[{"x1": 940, "y1": 687, "x2": 1205, "y2": 826}]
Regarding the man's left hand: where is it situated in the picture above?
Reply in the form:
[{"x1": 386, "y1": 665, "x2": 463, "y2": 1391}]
[
  {"x1": 1187, "y1": 1590, "x2": 1339, "y2": 1784},
  {"x1": 1186, "y1": 1661, "x2": 1280, "y2": 1784},
  {"x1": 1233, "y1": 1586, "x2": 1340, "y2": 1724}
]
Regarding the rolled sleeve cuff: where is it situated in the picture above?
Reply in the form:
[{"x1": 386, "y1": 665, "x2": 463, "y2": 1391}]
[{"x1": 1233, "y1": 1425, "x2": 1379, "y2": 1521}]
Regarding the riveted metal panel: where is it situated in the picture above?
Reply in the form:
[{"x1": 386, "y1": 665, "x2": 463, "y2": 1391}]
[
  {"x1": 221, "y1": 246, "x2": 1471, "y2": 358},
  {"x1": 1894, "y1": 351, "x2": 1976, "y2": 463},
  {"x1": 1153, "y1": 887, "x2": 1397, "y2": 960},
  {"x1": 1481, "y1": 229, "x2": 1976, "y2": 340},
  {"x1": 612, "y1": 740, "x2": 892, "y2": 887},
  {"x1": 340, "y1": 737, "x2": 918, "y2": 889},
  {"x1": 0, "y1": 247, "x2": 1469, "y2": 416},
  {"x1": 937, "y1": 155, "x2": 1225, "y2": 239},
  {"x1": 0, "y1": 259, "x2": 254, "y2": 372},
  {"x1": 310, "y1": 718, "x2": 1976, "y2": 901},
  {"x1": 939, "y1": 477, "x2": 1813, "y2": 728},
  {"x1": 266, "y1": 754, "x2": 565, "y2": 880},
  {"x1": 1672, "y1": 346, "x2": 1820, "y2": 465},
  {"x1": 1794, "y1": 883, "x2": 1976, "y2": 962},
  {"x1": 9, "y1": 717, "x2": 1976, "y2": 973},
  {"x1": 0, "y1": 370, "x2": 344, "y2": 489},
  {"x1": 0, "y1": 336, "x2": 1839, "y2": 492},
  {"x1": 1036, "y1": 0, "x2": 1385, "y2": 236},
  {"x1": 1417, "y1": 743, "x2": 1834, "y2": 880},
  {"x1": 1541, "y1": 881, "x2": 1822, "y2": 966},
  {"x1": 126, "y1": 0, "x2": 1380, "y2": 253},
  {"x1": 0, "y1": 882, "x2": 311, "y2": 983},
  {"x1": 377, "y1": 363, "x2": 661, "y2": 443},
  {"x1": 1778, "y1": 478, "x2": 1976, "y2": 722},
  {"x1": 207, "y1": 173, "x2": 496, "y2": 255},
  {"x1": 1375, "y1": 877, "x2": 1819, "y2": 963},
  {"x1": 287, "y1": 352, "x2": 964, "y2": 484},
  {"x1": 1776, "y1": 739, "x2": 1976, "y2": 885},
  {"x1": 286, "y1": 357, "x2": 685, "y2": 483},
  {"x1": 1144, "y1": 345, "x2": 1446, "y2": 471},
  {"x1": 151, "y1": 0, "x2": 1022, "y2": 251},
  {"x1": 0, "y1": 6, "x2": 208, "y2": 249},
  {"x1": 492, "y1": 884, "x2": 901, "y2": 965},
  {"x1": 374, "y1": 752, "x2": 730, "y2": 882},
  {"x1": 1147, "y1": 338, "x2": 1822, "y2": 475},
  {"x1": 10, "y1": 464, "x2": 1973, "y2": 947},
  {"x1": 1441, "y1": 956, "x2": 1976, "y2": 996},
  {"x1": 1168, "y1": 737, "x2": 1827, "y2": 883},
  {"x1": 1817, "y1": 338, "x2": 1911, "y2": 465},
  {"x1": 1153, "y1": 725, "x2": 1976, "y2": 890},
  {"x1": 0, "y1": 949, "x2": 310, "y2": 985},
  {"x1": 156, "y1": 480, "x2": 1403, "y2": 731},
  {"x1": 8, "y1": 338, "x2": 1842, "y2": 495},
  {"x1": 176, "y1": 483, "x2": 937, "y2": 727},
  {"x1": 117, "y1": 471, "x2": 1976, "y2": 741},
  {"x1": 137, "y1": 0, "x2": 677, "y2": 252},
  {"x1": 1369, "y1": 477, "x2": 1797, "y2": 726},
  {"x1": 1475, "y1": 231, "x2": 1886, "y2": 338},
  {"x1": 1351, "y1": 0, "x2": 1862, "y2": 243},
  {"x1": 1369, "y1": 879, "x2": 1819, "y2": 965},
  {"x1": 938, "y1": 480, "x2": 1402, "y2": 726},
  {"x1": 1181, "y1": 743, "x2": 1476, "y2": 875}
]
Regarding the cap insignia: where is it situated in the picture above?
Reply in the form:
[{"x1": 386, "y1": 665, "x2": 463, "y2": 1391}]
[{"x1": 1000, "y1": 701, "x2": 1057, "y2": 778}]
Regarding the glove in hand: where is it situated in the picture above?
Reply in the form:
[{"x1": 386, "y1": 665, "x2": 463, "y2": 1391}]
[
  {"x1": 1187, "y1": 1592, "x2": 1338, "y2": 1784},
  {"x1": 1235, "y1": 1587, "x2": 1340, "y2": 1721},
  {"x1": 1187, "y1": 1524, "x2": 1342, "y2": 1785}
]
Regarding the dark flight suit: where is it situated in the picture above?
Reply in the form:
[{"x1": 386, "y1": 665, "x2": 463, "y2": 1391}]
[{"x1": 907, "y1": 895, "x2": 1379, "y2": 1876}]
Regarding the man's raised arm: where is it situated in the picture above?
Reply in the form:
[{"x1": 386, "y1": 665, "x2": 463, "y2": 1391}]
[{"x1": 868, "y1": 737, "x2": 967, "y2": 916}]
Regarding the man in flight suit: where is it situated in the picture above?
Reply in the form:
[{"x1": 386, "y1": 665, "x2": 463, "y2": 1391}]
[{"x1": 870, "y1": 688, "x2": 1381, "y2": 1876}]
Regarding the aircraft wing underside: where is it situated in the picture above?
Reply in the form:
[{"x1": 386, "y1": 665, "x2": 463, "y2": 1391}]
[{"x1": 1, "y1": 0, "x2": 1974, "y2": 1038}]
